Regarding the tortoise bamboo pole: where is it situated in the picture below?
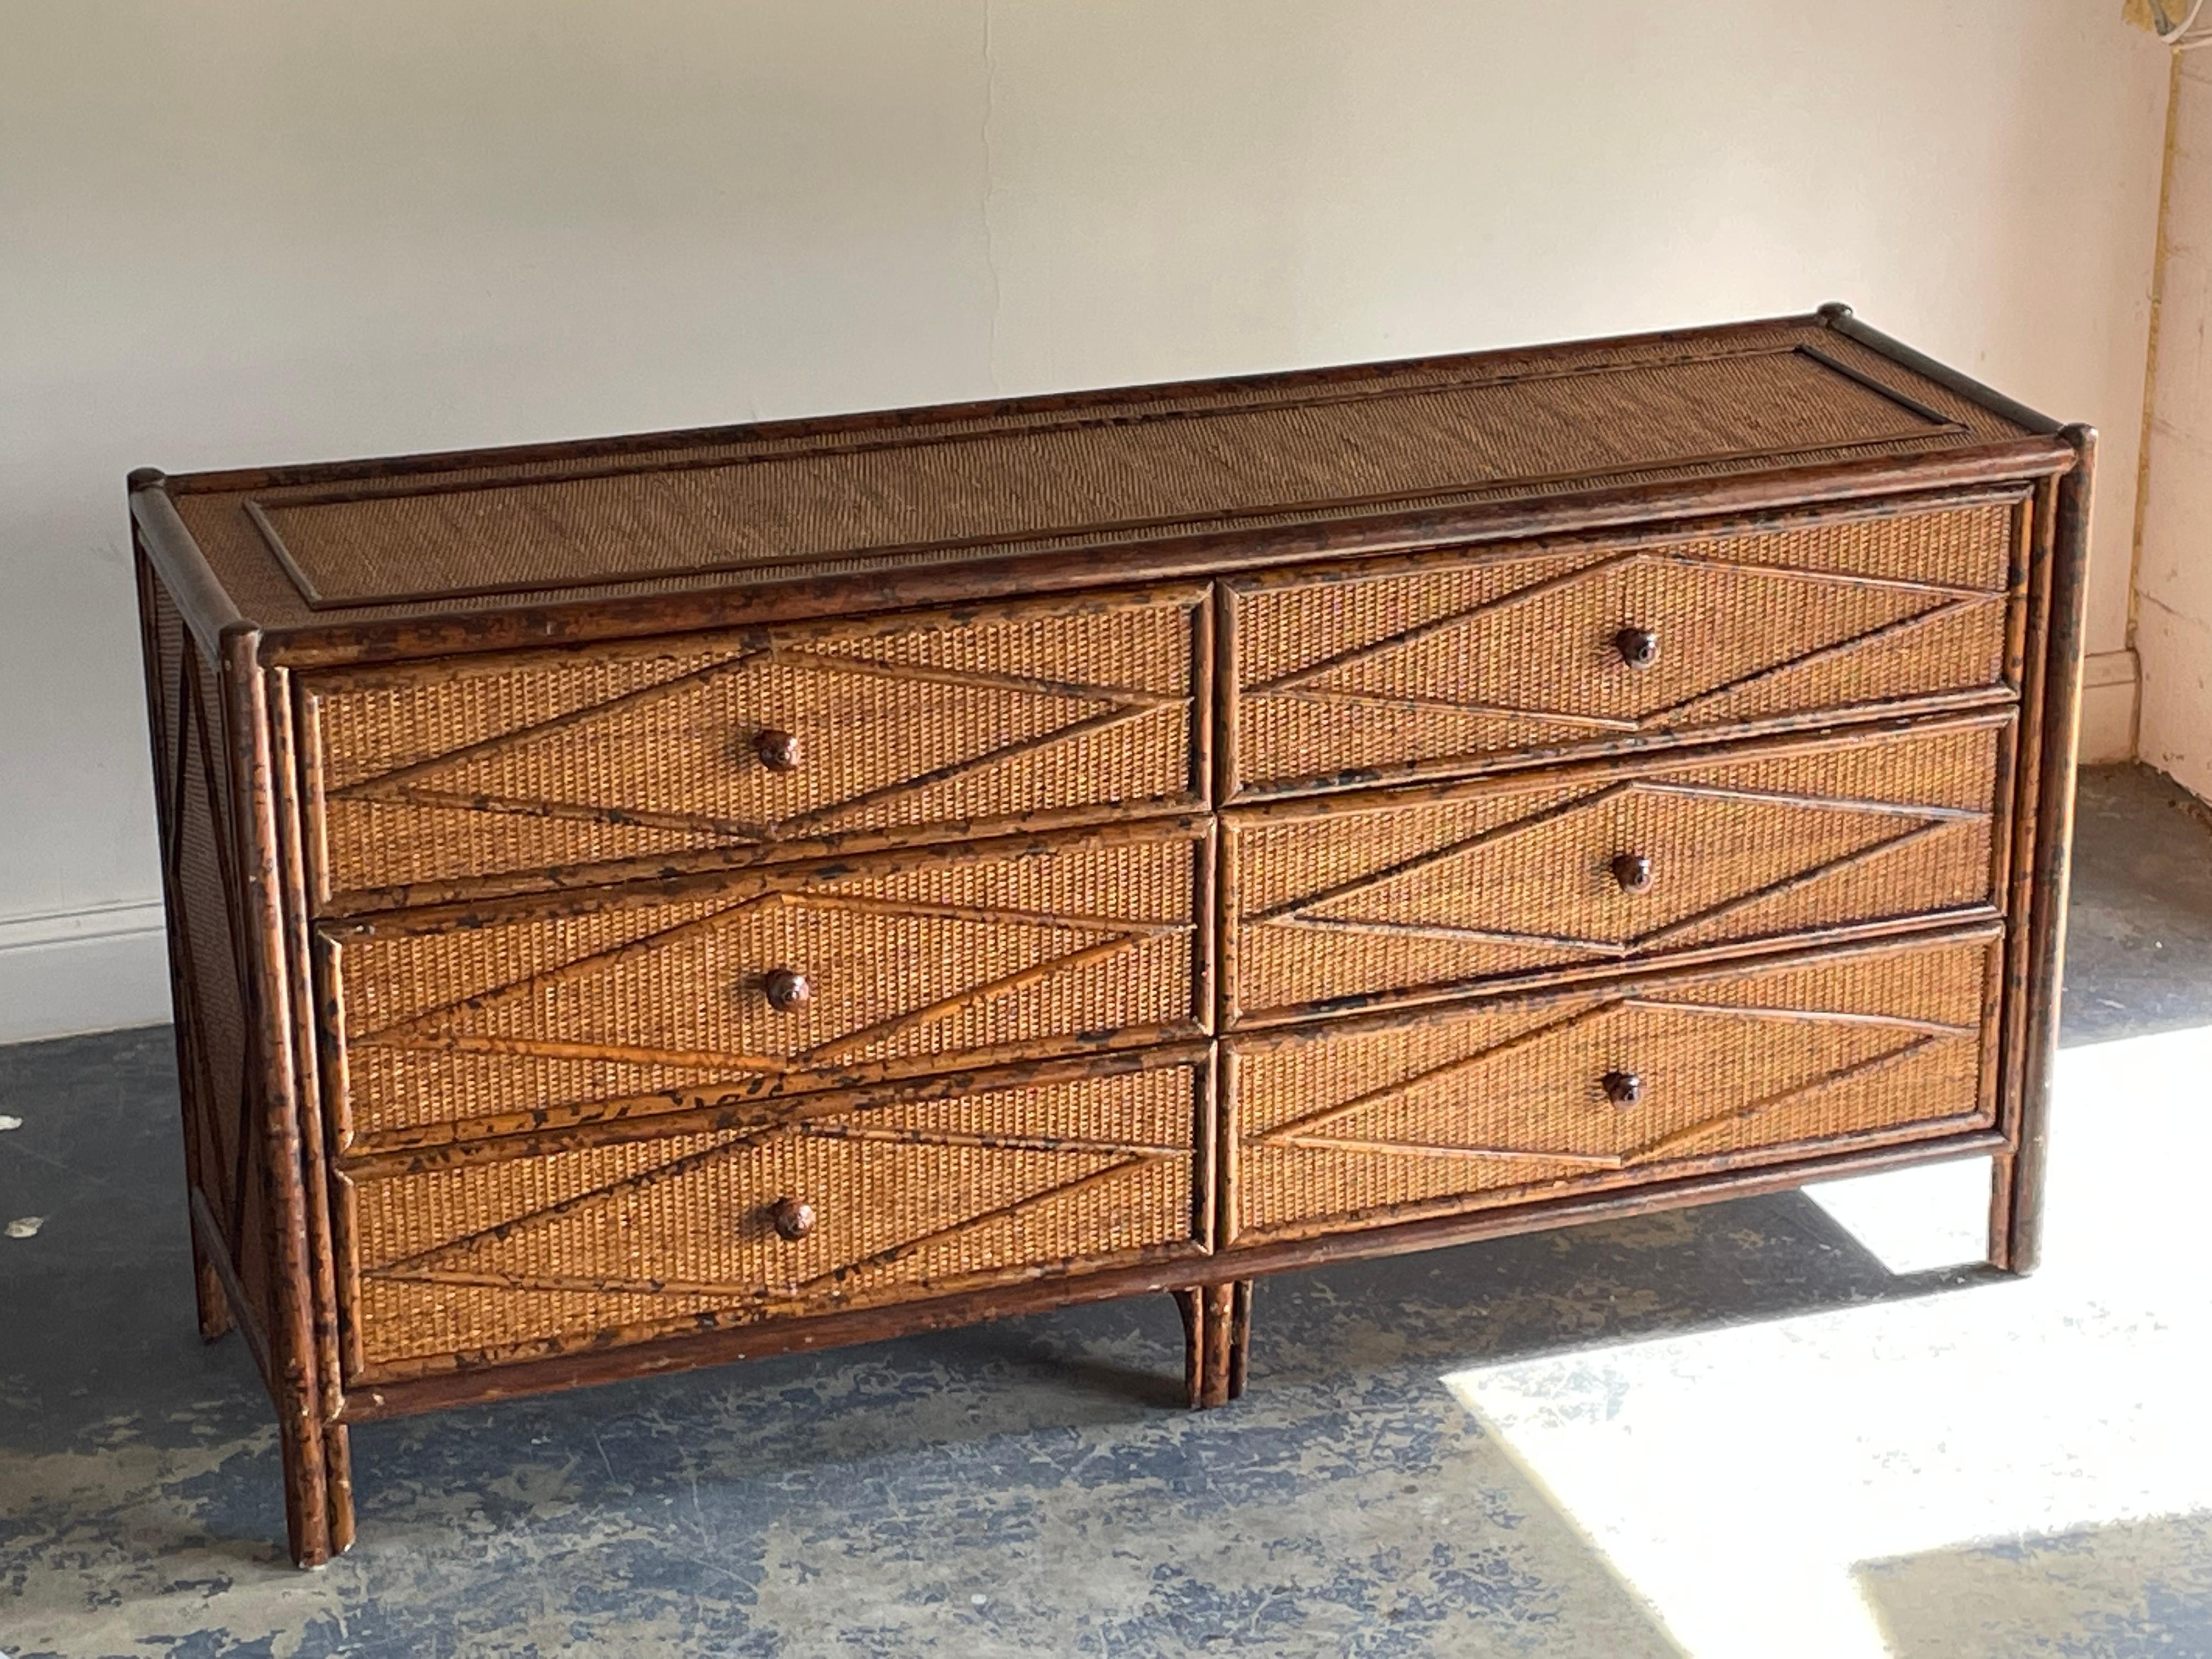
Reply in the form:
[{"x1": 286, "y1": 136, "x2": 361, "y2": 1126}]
[{"x1": 1990, "y1": 425, "x2": 2095, "y2": 1274}]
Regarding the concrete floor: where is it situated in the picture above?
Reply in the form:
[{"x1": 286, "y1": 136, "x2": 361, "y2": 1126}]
[{"x1": 3, "y1": 763, "x2": 2209, "y2": 1657}]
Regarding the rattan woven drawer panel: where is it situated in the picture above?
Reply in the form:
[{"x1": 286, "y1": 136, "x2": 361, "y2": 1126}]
[
  {"x1": 300, "y1": 584, "x2": 1207, "y2": 908},
  {"x1": 1224, "y1": 495, "x2": 2018, "y2": 800},
  {"x1": 1222, "y1": 928, "x2": 2000, "y2": 1245},
  {"x1": 1223, "y1": 712, "x2": 2012, "y2": 1024},
  {"x1": 338, "y1": 1049, "x2": 1214, "y2": 1377},
  {"x1": 320, "y1": 821, "x2": 1208, "y2": 1154}
]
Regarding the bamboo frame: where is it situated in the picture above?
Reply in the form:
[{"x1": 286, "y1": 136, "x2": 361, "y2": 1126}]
[{"x1": 127, "y1": 311, "x2": 2089, "y2": 1567}]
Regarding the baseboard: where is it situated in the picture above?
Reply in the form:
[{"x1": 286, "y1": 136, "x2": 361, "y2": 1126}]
[
  {"x1": 0, "y1": 900, "x2": 171, "y2": 1044},
  {"x1": 2079, "y1": 648, "x2": 2138, "y2": 765}
]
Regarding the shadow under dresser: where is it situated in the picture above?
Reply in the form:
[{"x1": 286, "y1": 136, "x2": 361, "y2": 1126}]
[{"x1": 128, "y1": 305, "x2": 2091, "y2": 1565}]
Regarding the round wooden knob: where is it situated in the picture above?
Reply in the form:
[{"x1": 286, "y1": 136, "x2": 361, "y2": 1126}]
[
  {"x1": 754, "y1": 728, "x2": 802, "y2": 771},
  {"x1": 763, "y1": 968, "x2": 811, "y2": 1011},
  {"x1": 1613, "y1": 626, "x2": 1659, "y2": 669},
  {"x1": 1611, "y1": 852, "x2": 1654, "y2": 895},
  {"x1": 1601, "y1": 1070, "x2": 1643, "y2": 1108},
  {"x1": 770, "y1": 1196, "x2": 816, "y2": 1241}
]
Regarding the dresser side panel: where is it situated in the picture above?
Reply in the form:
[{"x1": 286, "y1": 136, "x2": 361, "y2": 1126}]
[{"x1": 137, "y1": 557, "x2": 278, "y2": 1376}]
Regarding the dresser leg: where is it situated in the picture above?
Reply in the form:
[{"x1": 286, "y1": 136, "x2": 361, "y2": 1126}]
[
  {"x1": 277, "y1": 1410, "x2": 331, "y2": 1568},
  {"x1": 324, "y1": 1425, "x2": 357, "y2": 1556},
  {"x1": 1988, "y1": 1148, "x2": 2044, "y2": 1275},
  {"x1": 1174, "y1": 1281, "x2": 1254, "y2": 1408},
  {"x1": 277, "y1": 1417, "x2": 357, "y2": 1569},
  {"x1": 193, "y1": 1254, "x2": 234, "y2": 1342},
  {"x1": 1227, "y1": 1279, "x2": 1251, "y2": 1401},
  {"x1": 1199, "y1": 1284, "x2": 1233, "y2": 1407},
  {"x1": 1172, "y1": 1288, "x2": 1205, "y2": 1407},
  {"x1": 177, "y1": 1082, "x2": 232, "y2": 1343}
]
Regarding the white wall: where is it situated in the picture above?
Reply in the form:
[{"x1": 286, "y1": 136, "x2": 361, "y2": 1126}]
[
  {"x1": 0, "y1": 1, "x2": 2172, "y2": 1041},
  {"x1": 2137, "y1": 52, "x2": 2212, "y2": 800}
]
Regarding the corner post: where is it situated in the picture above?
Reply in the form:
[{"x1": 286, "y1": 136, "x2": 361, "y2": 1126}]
[
  {"x1": 1992, "y1": 422, "x2": 2095, "y2": 1274},
  {"x1": 131, "y1": 473, "x2": 236, "y2": 1344},
  {"x1": 1173, "y1": 1280, "x2": 1254, "y2": 1408},
  {"x1": 219, "y1": 624, "x2": 350, "y2": 1565}
]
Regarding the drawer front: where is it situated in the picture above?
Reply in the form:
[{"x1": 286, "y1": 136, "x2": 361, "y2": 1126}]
[
  {"x1": 1223, "y1": 928, "x2": 1999, "y2": 1245},
  {"x1": 338, "y1": 1050, "x2": 1214, "y2": 1377},
  {"x1": 301, "y1": 584, "x2": 1207, "y2": 907},
  {"x1": 1225, "y1": 495, "x2": 2018, "y2": 799},
  {"x1": 1225, "y1": 714, "x2": 2010, "y2": 1024},
  {"x1": 320, "y1": 822, "x2": 1208, "y2": 1154}
]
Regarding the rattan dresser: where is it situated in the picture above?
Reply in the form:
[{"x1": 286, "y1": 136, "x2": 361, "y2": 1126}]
[{"x1": 131, "y1": 306, "x2": 2090, "y2": 1566}]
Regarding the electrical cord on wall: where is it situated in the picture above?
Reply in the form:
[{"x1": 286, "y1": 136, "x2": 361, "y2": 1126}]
[{"x1": 2157, "y1": 0, "x2": 2212, "y2": 47}]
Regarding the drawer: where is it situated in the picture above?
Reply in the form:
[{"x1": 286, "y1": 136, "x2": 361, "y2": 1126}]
[
  {"x1": 299, "y1": 584, "x2": 1209, "y2": 908},
  {"x1": 319, "y1": 821, "x2": 1209, "y2": 1154},
  {"x1": 1222, "y1": 927, "x2": 1999, "y2": 1245},
  {"x1": 1224, "y1": 493, "x2": 2019, "y2": 799},
  {"x1": 337, "y1": 1047, "x2": 1214, "y2": 1377},
  {"x1": 1224, "y1": 713, "x2": 2011, "y2": 1024}
]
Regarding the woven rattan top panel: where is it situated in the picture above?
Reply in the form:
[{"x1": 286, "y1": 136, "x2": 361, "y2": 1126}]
[{"x1": 161, "y1": 316, "x2": 2049, "y2": 631}]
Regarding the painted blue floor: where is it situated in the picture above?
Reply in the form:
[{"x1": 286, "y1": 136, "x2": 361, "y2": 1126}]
[{"x1": 4, "y1": 764, "x2": 2208, "y2": 1658}]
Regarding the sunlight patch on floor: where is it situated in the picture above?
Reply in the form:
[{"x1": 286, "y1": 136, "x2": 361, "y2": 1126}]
[
  {"x1": 1804, "y1": 1153, "x2": 1993, "y2": 1276},
  {"x1": 1445, "y1": 1026, "x2": 2212, "y2": 1658}
]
